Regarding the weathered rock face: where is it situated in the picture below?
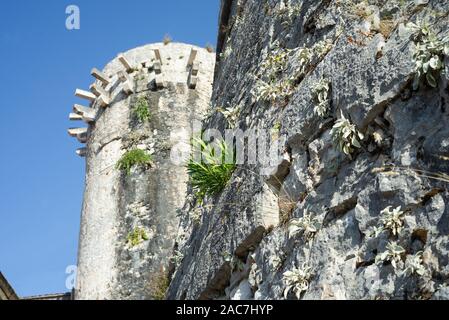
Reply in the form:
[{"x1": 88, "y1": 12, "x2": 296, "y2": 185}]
[
  {"x1": 75, "y1": 43, "x2": 215, "y2": 300},
  {"x1": 168, "y1": 0, "x2": 449, "y2": 300}
]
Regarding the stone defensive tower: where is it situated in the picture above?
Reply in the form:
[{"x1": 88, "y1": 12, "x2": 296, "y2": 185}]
[{"x1": 68, "y1": 43, "x2": 215, "y2": 300}]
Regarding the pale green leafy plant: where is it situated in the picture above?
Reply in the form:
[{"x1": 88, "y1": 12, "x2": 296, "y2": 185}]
[
  {"x1": 283, "y1": 263, "x2": 313, "y2": 300},
  {"x1": 313, "y1": 39, "x2": 333, "y2": 57},
  {"x1": 375, "y1": 241, "x2": 405, "y2": 269},
  {"x1": 402, "y1": 251, "x2": 426, "y2": 277},
  {"x1": 218, "y1": 106, "x2": 241, "y2": 128},
  {"x1": 268, "y1": 255, "x2": 282, "y2": 271},
  {"x1": 260, "y1": 46, "x2": 291, "y2": 78},
  {"x1": 288, "y1": 211, "x2": 321, "y2": 241},
  {"x1": 407, "y1": 21, "x2": 449, "y2": 89},
  {"x1": 295, "y1": 47, "x2": 312, "y2": 75},
  {"x1": 255, "y1": 45, "x2": 295, "y2": 103},
  {"x1": 380, "y1": 206, "x2": 405, "y2": 236},
  {"x1": 330, "y1": 112, "x2": 364, "y2": 157},
  {"x1": 368, "y1": 225, "x2": 386, "y2": 238},
  {"x1": 255, "y1": 78, "x2": 294, "y2": 103},
  {"x1": 372, "y1": 131, "x2": 383, "y2": 145},
  {"x1": 311, "y1": 78, "x2": 330, "y2": 117}
]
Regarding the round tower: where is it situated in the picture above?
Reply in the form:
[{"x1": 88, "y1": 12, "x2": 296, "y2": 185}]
[{"x1": 69, "y1": 43, "x2": 215, "y2": 300}]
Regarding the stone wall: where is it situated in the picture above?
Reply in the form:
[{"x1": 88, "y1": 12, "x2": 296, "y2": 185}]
[
  {"x1": 168, "y1": 0, "x2": 449, "y2": 300},
  {"x1": 0, "y1": 272, "x2": 18, "y2": 300},
  {"x1": 72, "y1": 43, "x2": 215, "y2": 300}
]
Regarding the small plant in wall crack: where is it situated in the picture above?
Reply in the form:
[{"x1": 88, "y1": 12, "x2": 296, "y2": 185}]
[
  {"x1": 380, "y1": 206, "x2": 405, "y2": 236},
  {"x1": 283, "y1": 263, "x2": 313, "y2": 300},
  {"x1": 127, "y1": 227, "x2": 149, "y2": 247},
  {"x1": 407, "y1": 21, "x2": 449, "y2": 89},
  {"x1": 288, "y1": 211, "x2": 321, "y2": 241},
  {"x1": 330, "y1": 112, "x2": 364, "y2": 158},
  {"x1": 402, "y1": 251, "x2": 426, "y2": 277},
  {"x1": 311, "y1": 78, "x2": 331, "y2": 117},
  {"x1": 218, "y1": 105, "x2": 241, "y2": 128},
  {"x1": 116, "y1": 149, "x2": 153, "y2": 175},
  {"x1": 255, "y1": 78, "x2": 295, "y2": 104},
  {"x1": 375, "y1": 241, "x2": 405, "y2": 270},
  {"x1": 254, "y1": 45, "x2": 295, "y2": 104},
  {"x1": 132, "y1": 96, "x2": 151, "y2": 123}
]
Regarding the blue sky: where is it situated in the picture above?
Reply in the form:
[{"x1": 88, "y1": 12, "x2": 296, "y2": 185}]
[{"x1": 0, "y1": 0, "x2": 219, "y2": 297}]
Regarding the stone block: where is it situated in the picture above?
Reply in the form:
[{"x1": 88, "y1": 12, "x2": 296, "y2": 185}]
[
  {"x1": 121, "y1": 80, "x2": 134, "y2": 95},
  {"x1": 155, "y1": 75, "x2": 165, "y2": 89},
  {"x1": 118, "y1": 70, "x2": 132, "y2": 82},
  {"x1": 90, "y1": 84, "x2": 111, "y2": 107},
  {"x1": 117, "y1": 53, "x2": 133, "y2": 72},
  {"x1": 153, "y1": 48, "x2": 162, "y2": 61},
  {"x1": 188, "y1": 75, "x2": 198, "y2": 89},
  {"x1": 68, "y1": 127, "x2": 88, "y2": 137},
  {"x1": 69, "y1": 113, "x2": 83, "y2": 121},
  {"x1": 191, "y1": 61, "x2": 200, "y2": 76},
  {"x1": 73, "y1": 104, "x2": 96, "y2": 123},
  {"x1": 91, "y1": 68, "x2": 110, "y2": 85},
  {"x1": 76, "y1": 148, "x2": 87, "y2": 157},
  {"x1": 75, "y1": 89, "x2": 96, "y2": 102},
  {"x1": 187, "y1": 48, "x2": 198, "y2": 66},
  {"x1": 77, "y1": 131, "x2": 88, "y2": 143},
  {"x1": 153, "y1": 61, "x2": 162, "y2": 74}
]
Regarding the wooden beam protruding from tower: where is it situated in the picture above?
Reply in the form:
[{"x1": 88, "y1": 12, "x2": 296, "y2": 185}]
[
  {"x1": 117, "y1": 53, "x2": 134, "y2": 72},
  {"x1": 153, "y1": 49, "x2": 162, "y2": 61},
  {"x1": 68, "y1": 127, "x2": 89, "y2": 143},
  {"x1": 68, "y1": 127, "x2": 88, "y2": 137},
  {"x1": 91, "y1": 68, "x2": 110, "y2": 86},
  {"x1": 69, "y1": 113, "x2": 83, "y2": 121},
  {"x1": 187, "y1": 48, "x2": 198, "y2": 67},
  {"x1": 75, "y1": 89, "x2": 96, "y2": 102},
  {"x1": 153, "y1": 49, "x2": 162, "y2": 74},
  {"x1": 90, "y1": 84, "x2": 111, "y2": 107},
  {"x1": 73, "y1": 104, "x2": 96, "y2": 123},
  {"x1": 76, "y1": 148, "x2": 87, "y2": 157},
  {"x1": 77, "y1": 131, "x2": 88, "y2": 143}
]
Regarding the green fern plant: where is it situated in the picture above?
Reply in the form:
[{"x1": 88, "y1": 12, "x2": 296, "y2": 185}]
[
  {"x1": 132, "y1": 97, "x2": 151, "y2": 123},
  {"x1": 187, "y1": 138, "x2": 236, "y2": 202},
  {"x1": 116, "y1": 149, "x2": 152, "y2": 175}
]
